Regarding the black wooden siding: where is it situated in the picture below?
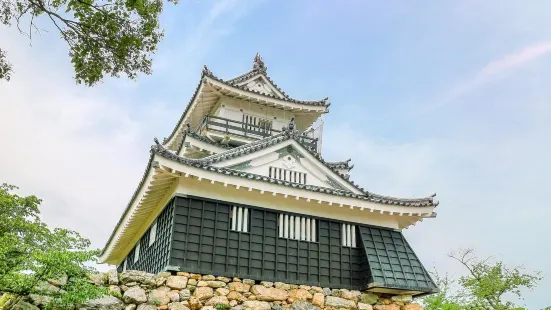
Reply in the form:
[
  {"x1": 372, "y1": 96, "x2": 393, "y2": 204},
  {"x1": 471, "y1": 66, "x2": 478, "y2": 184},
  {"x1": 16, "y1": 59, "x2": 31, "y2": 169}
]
[
  {"x1": 169, "y1": 196, "x2": 371, "y2": 290},
  {"x1": 116, "y1": 195, "x2": 436, "y2": 293},
  {"x1": 117, "y1": 200, "x2": 174, "y2": 274}
]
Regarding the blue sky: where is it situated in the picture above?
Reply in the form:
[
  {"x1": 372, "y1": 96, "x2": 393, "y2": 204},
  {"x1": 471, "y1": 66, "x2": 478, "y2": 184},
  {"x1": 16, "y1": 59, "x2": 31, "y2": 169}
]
[{"x1": 1, "y1": 0, "x2": 550, "y2": 307}]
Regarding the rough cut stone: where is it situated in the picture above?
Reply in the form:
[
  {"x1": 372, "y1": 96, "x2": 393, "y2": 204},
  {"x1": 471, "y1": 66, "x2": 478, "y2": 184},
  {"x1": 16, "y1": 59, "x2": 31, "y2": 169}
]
[
  {"x1": 227, "y1": 291, "x2": 247, "y2": 302},
  {"x1": 216, "y1": 276, "x2": 231, "y2": 283},
  {"x1": 187, "y1": 297, "x2": 202, "y2": 310},
  {"x1": 228, "y1": 282, "x2": 251, "y2": 292},
  {"x1": 261, "y1": 281, "x2": 274, "y2": 287},
  {"x1": 205, "y1": 295, "x2": 229, "y2": 306},
  {"x1": 149, "y1": 287, "x2": 171, "y2": 305},
  {"x1": 123, "y1": 286, "x2": 147, "y2": 304},
  {"x1": 202, "y1": 275, "x2": 216, "y2": 281},
  {"x1": 179, "y1": 289, "x2": 191, "y2": 301},
  {"x1": 168, "y1": 302, "x2": 190, "y2": 310},
  {"x1": 322, "y1": 287, "x2": 332, "y2": 296},
  {"x1": 193, "y1": 286, "x2": 214, "y2": 301},
  {"x1": 82, "y1": 295, "x2": 125, "y2": 310},
  {"x1": 216, "y1": 287, "x2": 230, "y2": 296},
  {"x1": 108, "y1": 285, "x2": 121, "y2": 296},
  {"x1": 12, "y1": 301, "x2": 39, "y2": 310},
  {"x1": 166, "y1": 276, "x2": 188, "y2": 289},
  {"x1": 242, "y1": 300, "x2": 271, "y2": 310},
  {"x1": 167, "y1": 290, "x2": 180, "y2": 302},
  {"x1": 242, "y1": 279, "x2": 255, "y2": 285},
  {"x1": 290, "y1": 301, "x2": 321, "y2": 310},
  {"x1": 289, "y1": 289, "x2": 312, "y2": 301},
  {"x1": 137, "y1": 305, "x2": 156, "y2": 310},
  {"x1": 107, "y1": 269, "x2": 119, "y2": 285},
  {"x1": 251, "y1": 285, "x2": 289, "y2": 301},
  {"x1": 196, "y1": 281, "x2": 208, "y2": 287},
  {"x1": 401, "y1": 304, "x2": 424, "y2": 310},
  {"x1": 206, "y1": 280, "x2": 226, "y2": 288},
  {"x1": 120, "y1": 271, "x2": 155, "y2": 286},
  {"x1": 124, "y1": 304, "x2": 137, "y2": 310},
  {"x1": 311, "y1": 293, "x2": 324, "y2": 308},
  {"x1": 325, "y1": 296, "x2": 357, "y2": 309},
  {"x1": 358, "y1": 303, "x2": 374, "y2": 310},
  {"x1": 359, "y1": 293, "x2": 379, "y2": 305}
]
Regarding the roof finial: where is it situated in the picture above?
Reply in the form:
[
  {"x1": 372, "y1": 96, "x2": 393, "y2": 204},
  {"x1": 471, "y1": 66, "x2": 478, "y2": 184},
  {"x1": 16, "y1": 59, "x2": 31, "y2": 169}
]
[
  {"x1": 202, "y1": 65, "x2": 212, "y2": 76},
  {"x1": 253, "y1": 53, "x2": 267, "y2": 72}
]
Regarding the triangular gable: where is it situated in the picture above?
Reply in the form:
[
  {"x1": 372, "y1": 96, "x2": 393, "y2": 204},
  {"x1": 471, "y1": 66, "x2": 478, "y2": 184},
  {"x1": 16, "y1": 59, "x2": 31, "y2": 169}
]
[
  {"x1": 211, "y1": 138, "x2": 364, "y2": 194},
  {"x1": 235, "y1": 74, "x2": 286, "y2": 99}
]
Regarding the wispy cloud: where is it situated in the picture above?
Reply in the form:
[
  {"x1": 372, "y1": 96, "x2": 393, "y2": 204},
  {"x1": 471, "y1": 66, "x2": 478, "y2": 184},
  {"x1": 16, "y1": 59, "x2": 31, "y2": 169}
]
[
  {"x1": 476, "y1": 42, "x2": 551, "y2": 84},
  {"x1": 419, "y1": 42, "x2": 551, "y2": 114}
]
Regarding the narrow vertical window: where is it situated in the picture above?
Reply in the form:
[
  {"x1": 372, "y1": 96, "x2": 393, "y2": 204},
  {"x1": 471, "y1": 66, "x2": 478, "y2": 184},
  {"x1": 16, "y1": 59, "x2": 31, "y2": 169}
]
[
  {"x1": 149, "y1": 220, "x2": 157, "y2": 247},
  {"x1": 134, "y1": 243, "x2": 140, "y2": 263},
  {"x1": 278, "y1": 214, "x2": 284, "y2": 238},
  {"x1": 278, "y1": 214, "x2": 316, "y2": 242},
  {"x1": 284, "y1": 214, "x2": 289, "y2": 238},
  {"x1": 306, "y1": 218, "x2": 311, "y2": 241},
  {"x1": 289, "y1": 216, "x2": 294, "y2": 239},
  {"x1": 341, "y1": 224, "x2": 357, "y2": 247},
  {"x1": 230, "y1": 206, "x2": 249, "y2": 232},
  {"x1": 311, "y1": 219, "x2": 316, "y2": 242},
  {"x1": 295, "y1": 216, "x2": 300, "y2": 239},
  {"x1": 243, "y1": 208, "x2": 249, "y2": 233},
  {"x1": 123, "y1": 259, "x2": 127, "y2": 272}
]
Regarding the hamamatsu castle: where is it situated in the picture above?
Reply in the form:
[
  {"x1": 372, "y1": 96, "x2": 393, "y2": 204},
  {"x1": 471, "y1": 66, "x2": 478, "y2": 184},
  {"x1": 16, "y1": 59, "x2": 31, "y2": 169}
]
[{"x1": 100, "y1": 55, "x2": 439, "y2": 297}]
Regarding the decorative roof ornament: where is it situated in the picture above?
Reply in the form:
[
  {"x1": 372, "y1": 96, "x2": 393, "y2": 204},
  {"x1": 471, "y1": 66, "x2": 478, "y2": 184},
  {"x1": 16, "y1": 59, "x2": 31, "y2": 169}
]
[
  {"x1": 202, "y1": 65, "x2": 212, "y2": 76},
  {"x1": 253, "y1": 53, "x2": 267, "y2": 72}
]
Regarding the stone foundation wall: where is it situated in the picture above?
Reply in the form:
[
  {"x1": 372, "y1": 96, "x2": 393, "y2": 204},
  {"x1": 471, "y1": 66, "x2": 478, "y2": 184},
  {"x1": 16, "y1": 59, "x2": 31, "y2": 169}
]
[{"x1": 14, "y1": 270, "x2": 425, "y2": 310}]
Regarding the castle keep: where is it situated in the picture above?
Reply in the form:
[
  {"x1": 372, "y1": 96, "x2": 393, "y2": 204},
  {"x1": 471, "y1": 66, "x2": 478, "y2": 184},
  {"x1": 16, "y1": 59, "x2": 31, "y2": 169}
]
[{"x1": 100, "y1": 54, "x2": 439, "y2": 297}]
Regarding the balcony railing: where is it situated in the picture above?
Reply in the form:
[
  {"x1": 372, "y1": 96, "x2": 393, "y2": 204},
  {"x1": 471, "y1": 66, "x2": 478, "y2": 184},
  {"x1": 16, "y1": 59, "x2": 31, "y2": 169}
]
[{"x1": 197, "y1": 115, "x2": 318, "y2": 150}]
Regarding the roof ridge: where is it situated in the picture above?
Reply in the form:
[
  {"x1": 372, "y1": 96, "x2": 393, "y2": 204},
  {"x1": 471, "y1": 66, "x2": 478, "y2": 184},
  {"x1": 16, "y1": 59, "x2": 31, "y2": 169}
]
[{"x1": 205, "y1": 67, "x2": 329, "y2": 106}]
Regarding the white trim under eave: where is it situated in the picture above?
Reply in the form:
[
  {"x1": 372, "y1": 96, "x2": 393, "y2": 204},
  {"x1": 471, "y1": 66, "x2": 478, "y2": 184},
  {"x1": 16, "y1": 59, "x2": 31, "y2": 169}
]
[
  {"x1": 206, "y1": 78, "x2": 328, "y2": 113},
  {"x1": 157, "y1": 156, "x2": 434, "y2": 217}
]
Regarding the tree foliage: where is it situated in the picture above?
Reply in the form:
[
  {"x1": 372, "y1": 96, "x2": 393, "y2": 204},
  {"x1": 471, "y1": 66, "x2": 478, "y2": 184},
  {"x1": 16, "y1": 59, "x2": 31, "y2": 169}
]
[
  {"x1": 423, "y1": 249, "x2": 547, "y2": 310},
  {"x1": 0, "y1": 183, "x2": 105, "y2": 309},
  {"x1": 0, "y1": 0, "x2": 176, "y2": 85}
]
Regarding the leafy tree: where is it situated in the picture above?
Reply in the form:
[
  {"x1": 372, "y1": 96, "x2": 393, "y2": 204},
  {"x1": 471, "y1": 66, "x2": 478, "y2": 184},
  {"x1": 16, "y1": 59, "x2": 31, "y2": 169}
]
[
  {"x1": 423, "y1": 249, "x2": 547, "y2": 310},
  {"x1": 0, "y1": 0, "x2": 178, "y2": 85},
  {"x1": 0, "y1": 183, "x2": 105, "y2": 309}
]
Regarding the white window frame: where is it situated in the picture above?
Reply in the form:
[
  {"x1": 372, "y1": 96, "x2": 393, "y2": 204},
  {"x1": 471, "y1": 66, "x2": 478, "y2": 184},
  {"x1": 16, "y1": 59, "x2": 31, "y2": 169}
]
[
  {"x1": 122, "y1": 259, "x2": 127, "y2": 272},
  {"x1": 149, "y1": 220, "x2": 158, "y2": 247}
]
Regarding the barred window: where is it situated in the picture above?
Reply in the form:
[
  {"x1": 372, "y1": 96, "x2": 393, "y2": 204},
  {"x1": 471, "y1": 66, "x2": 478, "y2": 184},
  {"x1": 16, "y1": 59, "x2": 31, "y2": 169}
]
[
  {"x1": 278, "y1": 214, "x2": 316, "y2": 242},
  {"x1": 149, "y1": 220, "x2": 157, "y2": 247},
  {"x1": 341, "y1": 223, "x2": 357, "y2": 247},
  {"x1": 269, "y1": 167, "x2": 306, "y2": 184},
  {"x1": 230, "y1": 206, "x2": 249, "y2": 232},
  {"x1": 133, "y1": 243, "x2": 141, "y2": 263}
]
